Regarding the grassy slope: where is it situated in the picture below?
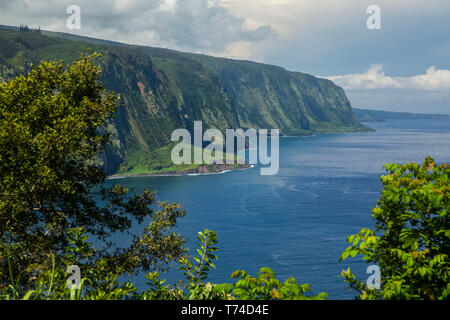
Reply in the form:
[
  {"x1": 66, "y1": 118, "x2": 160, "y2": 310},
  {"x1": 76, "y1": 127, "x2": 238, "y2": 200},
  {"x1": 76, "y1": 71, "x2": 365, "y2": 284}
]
[{"x1": 116, "y1": 143, "x2": 243, "y2": 176}]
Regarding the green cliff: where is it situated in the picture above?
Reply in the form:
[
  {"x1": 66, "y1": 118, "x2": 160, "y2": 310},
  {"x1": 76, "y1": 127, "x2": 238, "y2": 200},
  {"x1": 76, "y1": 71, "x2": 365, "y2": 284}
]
[{"x1": 0, "y1": 26, "x2": 369, "y2": 175}]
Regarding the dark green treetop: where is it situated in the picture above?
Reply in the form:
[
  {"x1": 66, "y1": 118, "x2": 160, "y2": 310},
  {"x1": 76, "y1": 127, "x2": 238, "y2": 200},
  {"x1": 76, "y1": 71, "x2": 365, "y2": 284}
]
[{"x1": 0, "y1": 53, "x2": 186, "y2": 293}]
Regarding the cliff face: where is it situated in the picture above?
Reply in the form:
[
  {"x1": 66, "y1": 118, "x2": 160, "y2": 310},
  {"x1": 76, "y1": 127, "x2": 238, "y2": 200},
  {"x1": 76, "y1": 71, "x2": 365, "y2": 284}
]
[
  {"x1": 185, "y1": 54, "x2": 364, "y2": 135},
  {"x1": 100, "y1": 47, "x2": 241, "y2": 172},
  {"x1": 0, "y1": 27, "x2": 368, "y2": 174}
]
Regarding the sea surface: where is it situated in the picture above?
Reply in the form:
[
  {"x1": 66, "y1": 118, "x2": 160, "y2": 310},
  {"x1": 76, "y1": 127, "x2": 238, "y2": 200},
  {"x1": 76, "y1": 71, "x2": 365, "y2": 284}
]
[{"x1": 105, "y1": 118, "x2": 450, "y2": 299}]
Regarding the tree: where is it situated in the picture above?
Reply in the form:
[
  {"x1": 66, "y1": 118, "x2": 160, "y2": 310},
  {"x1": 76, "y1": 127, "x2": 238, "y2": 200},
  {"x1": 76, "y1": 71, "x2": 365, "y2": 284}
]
[
  {"x1": 0, "y1": 53, "x2": 186, "y2": 294},
  {"x1": 340, "y1": 157, "x2": 449, "y2": 300}
]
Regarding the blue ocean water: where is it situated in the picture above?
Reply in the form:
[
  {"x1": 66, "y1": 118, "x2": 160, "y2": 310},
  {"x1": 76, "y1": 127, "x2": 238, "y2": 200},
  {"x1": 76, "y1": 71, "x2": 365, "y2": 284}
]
[{"x1": 105, "y1": 118, "x2": 450, "y2": 299}]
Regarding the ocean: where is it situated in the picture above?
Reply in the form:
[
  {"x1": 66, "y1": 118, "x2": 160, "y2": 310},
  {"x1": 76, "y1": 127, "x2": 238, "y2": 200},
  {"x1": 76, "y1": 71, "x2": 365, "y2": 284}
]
[{"x1": 105, "y1": 118, "x2": 450, "y2": 299}]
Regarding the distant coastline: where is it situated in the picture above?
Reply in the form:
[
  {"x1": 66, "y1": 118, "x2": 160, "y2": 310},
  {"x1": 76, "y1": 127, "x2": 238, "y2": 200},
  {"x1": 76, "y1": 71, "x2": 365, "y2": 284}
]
[{"x1": 354, "y1": 108, "x2": 450, "y2": 122}]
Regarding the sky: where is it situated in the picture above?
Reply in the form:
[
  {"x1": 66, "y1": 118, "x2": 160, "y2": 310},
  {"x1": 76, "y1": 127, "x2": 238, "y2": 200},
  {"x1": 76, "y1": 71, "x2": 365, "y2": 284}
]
[{"x1": 0, "y1": 0, "x2": 449, "y2": 114}]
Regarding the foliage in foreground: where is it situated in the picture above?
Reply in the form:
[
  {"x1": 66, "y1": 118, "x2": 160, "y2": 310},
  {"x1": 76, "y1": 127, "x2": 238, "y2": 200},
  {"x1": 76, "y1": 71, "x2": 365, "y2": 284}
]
[
  {"x1": 340, "y1": 157, "x2": 449, "y2": 300},
  {"x1": 0, "y1": 53, "x2": 186, "y2": 293},
  {"x1": 0, "y1": 229, "x2": 327, "y2": 300}
]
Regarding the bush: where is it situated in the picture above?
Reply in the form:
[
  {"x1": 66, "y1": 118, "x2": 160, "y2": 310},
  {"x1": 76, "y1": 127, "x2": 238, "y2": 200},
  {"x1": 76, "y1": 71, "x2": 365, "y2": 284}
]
[{"x1": 340, "y1": 157, "x2": 449, "y2": 300}]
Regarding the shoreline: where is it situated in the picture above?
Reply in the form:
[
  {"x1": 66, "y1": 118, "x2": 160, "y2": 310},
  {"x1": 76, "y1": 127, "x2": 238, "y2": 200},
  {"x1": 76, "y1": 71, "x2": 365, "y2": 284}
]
[
  {"x1": 107, "y1": 129, "x2": 375, "y2": 180},
  {"x1": 107, "y1": 163, "x2": 253, "y2": 180}
]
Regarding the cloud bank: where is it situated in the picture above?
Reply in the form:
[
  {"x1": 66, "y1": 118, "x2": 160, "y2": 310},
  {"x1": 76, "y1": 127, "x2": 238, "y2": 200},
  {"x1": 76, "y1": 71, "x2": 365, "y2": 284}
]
[
  {"x1": 322, "y1": 65, "x2": 450, "y2": 114},
  {"x1": 325, "y1": 65, "x2": 450, "y2": 91}
]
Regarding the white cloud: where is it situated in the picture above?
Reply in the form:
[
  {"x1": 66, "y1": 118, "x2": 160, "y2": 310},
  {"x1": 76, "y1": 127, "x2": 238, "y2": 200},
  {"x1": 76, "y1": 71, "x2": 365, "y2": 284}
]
[
  {"x1": 159, "y1": 0, "x2": 177, "y2": 12},
  {"x1": 324, "y1": 65, "x2": 450, "y2": 91},
  {"x1": 407, "y1": 66, "x2": 450, "y2": 91}
]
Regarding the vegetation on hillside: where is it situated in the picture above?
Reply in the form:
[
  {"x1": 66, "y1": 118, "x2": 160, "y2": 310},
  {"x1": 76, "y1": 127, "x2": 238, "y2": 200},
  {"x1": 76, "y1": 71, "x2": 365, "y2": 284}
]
[
  {"x1": 116, "y1": 143, "x2": 244, "y2": 176},
  {"x1": 0, "y1": 26, "x2": 369, "y2": 176},
  {"x1": 185, "y1": 53, "x2": 368, "y2": 135}
]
